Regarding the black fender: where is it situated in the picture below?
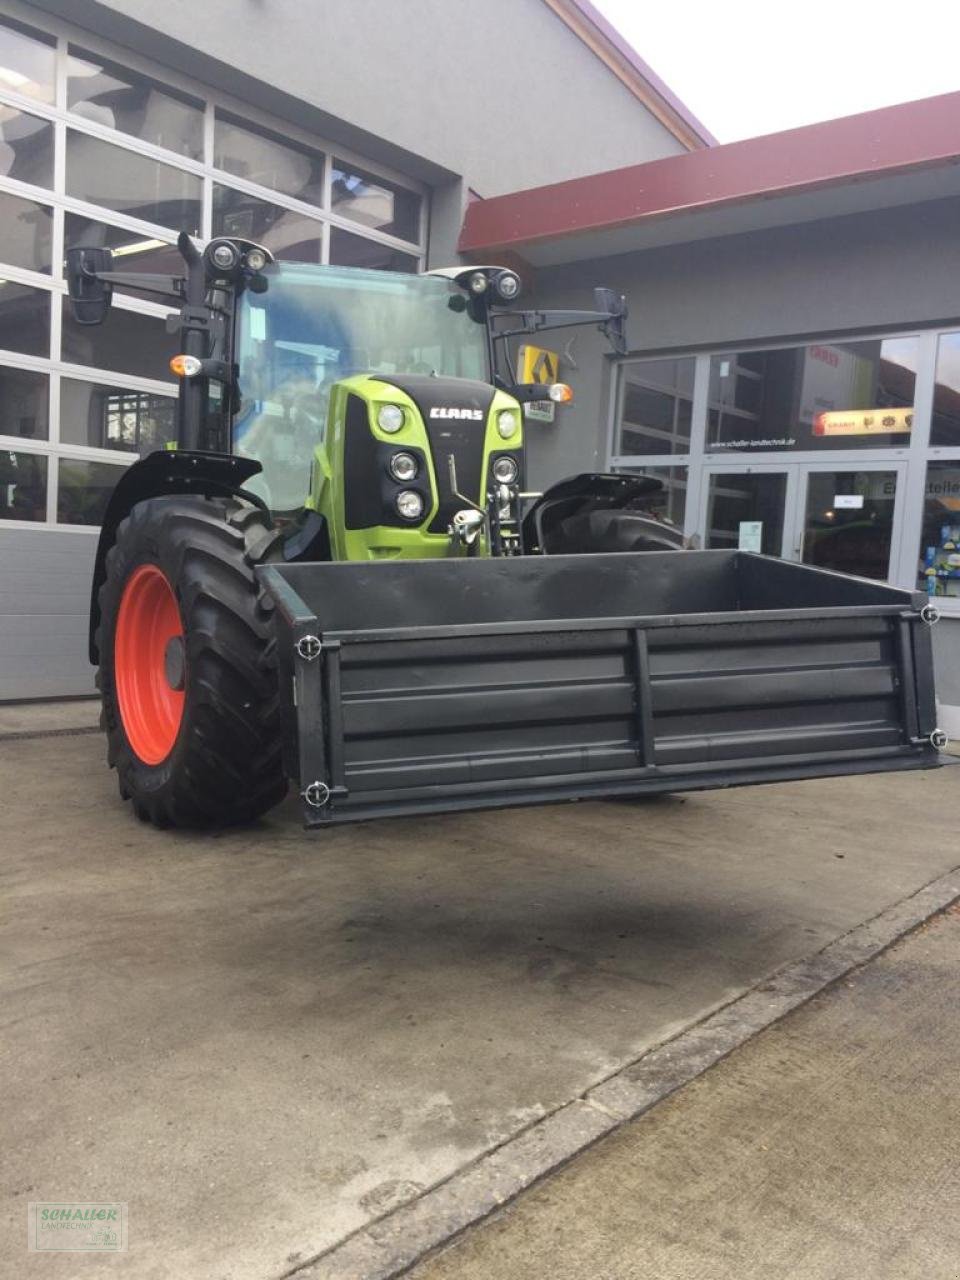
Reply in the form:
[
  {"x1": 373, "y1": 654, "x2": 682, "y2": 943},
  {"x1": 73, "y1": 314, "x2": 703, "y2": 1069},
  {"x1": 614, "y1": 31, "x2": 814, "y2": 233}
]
[
  {"x1": 522, "y1": 472, "x2": 684, "y2": 555},
  {"x1": 88, "y1": 449, "x2": 265, "y2": 663}
]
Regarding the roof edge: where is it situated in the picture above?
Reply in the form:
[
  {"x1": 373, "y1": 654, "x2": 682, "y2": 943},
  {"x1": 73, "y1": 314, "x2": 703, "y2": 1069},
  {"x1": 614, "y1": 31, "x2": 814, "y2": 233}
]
[
  {"x1": 541, "y1": 0, "x2": 716, "y2": 151},
  {"x1": 459, "y1": 90, "x2": 960, "y2": 255}
]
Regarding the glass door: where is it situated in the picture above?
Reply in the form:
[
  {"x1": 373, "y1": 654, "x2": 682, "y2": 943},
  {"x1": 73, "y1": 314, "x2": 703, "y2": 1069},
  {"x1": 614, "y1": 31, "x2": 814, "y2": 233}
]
[
  {"x1": 701, "y1": 465, "x2": 798, "y2": 557},
  {"x1": 794, "y1": 464, "x2": 906, "y2": 581}
]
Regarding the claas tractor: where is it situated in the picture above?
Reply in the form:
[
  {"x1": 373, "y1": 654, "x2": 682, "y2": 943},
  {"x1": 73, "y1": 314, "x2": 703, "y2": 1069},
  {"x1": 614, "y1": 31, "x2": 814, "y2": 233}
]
[{"x1": 66, "y1": 234, "x2": 943, "y2": 830}]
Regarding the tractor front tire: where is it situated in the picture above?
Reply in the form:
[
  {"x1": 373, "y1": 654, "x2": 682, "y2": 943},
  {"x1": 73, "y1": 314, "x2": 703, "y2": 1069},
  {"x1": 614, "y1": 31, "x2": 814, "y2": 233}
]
[{"x1": 96, "y1": 494, "x2": 287, "y2": 828}]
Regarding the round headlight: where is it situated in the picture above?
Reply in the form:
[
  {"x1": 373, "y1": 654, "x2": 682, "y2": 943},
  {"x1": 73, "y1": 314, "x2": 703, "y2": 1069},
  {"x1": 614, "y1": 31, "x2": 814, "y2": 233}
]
[
  {"x1": 492, "y1": 456, "x2": 519, "y2": 485},
  {"x1": 377, "y1": 404, "x2": 404, "y2": 434},
  {"x1": 210, "y1": 241, "x2": 239, "y2": 271},
  {"x1": 245, "y1": 247, "x2": 267, "y2": 272},
  {"x1": 388, "y1": 451, "x2": 418, "y2": 482},
  {"x1": 497, "y1": 410, "x2": 519, "y2": 439},
  {"x1": 395, "y1": 490, "x2": 424, "y2": 521},
  {"x1": 468, "y1": 271, "x2": 488, "y2": 294},
  {"x1": 495, "y1": 271, "x2": 520, "y2": 300}
]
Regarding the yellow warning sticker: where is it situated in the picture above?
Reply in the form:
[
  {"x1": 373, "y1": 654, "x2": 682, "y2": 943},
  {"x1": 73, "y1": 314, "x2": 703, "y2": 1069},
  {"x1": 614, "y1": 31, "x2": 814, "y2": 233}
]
[{"x1": 518, "y1": 343, "x2": 560, "y2": 386}]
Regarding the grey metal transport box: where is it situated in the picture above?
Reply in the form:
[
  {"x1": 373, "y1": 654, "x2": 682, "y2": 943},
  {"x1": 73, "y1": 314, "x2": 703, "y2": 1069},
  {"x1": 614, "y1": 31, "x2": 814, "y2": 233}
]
[{"x1": 259, "y1": 550, "x2": 944, "y2": 826}]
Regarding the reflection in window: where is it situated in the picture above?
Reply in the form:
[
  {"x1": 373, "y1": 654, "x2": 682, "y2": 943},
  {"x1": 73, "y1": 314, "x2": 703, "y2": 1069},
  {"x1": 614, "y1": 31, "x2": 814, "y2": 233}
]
[
  {"x1": 618, "y1": 465, "x2": 687, "y2": 527},
  {"x1": 57, "y1": 457, "x2": 127, "y2": 526},
  {"x1": 918, "y1": 461, "x2": 960, "y2": 599},
  {"x1": 706, "y1": 472, "x2": 786, "y2": 556},
  {"x1": 0, "y1": 448, "x2": 46, "y2": 520},
  {"x1": 708, "y1": 339, "x2": 918, "y2": 452},
  {"x1": 64, "y1": 215, "x2": 181, "y2": 302},
  {"x1": 0, "y1": 366, "x2": 48, "y2": 440},
  {"x1": 212, "y1": 186, "x2": 323, "y2": 262},
  {"x1": 0, "y1": 189, "x2": 52, "y2": 273},
  {"x1": 0, "y1": 16, "x2": 55, "y2": 103},
  {"x1": 617, "y1": 358, "x2": 694, "y2": 457},
  {"x1": 66, "y1": 131, "x2": 202, "y2": 234},
  {"x1": 60, "y1": 378, "x2": 176, "y2": 452},
  {"x1": 0, "y1": 280, "x2": 49, "y2": 357},
  {"x1": 214, "y1": 113, "x2": 324, "y2": 205},
  {"x1": 329, "y1": 227, "x2": 418, "y2": 273},
  {"x1": 0, "y1": 104, "x2": 53, "y2": 187},
  {"x1": 61, "y1": 300, "x2": 178, "y2": 382},
  {"x1": 67, "y1": 48, "x2": 204, "y2": 159},
  {"x1": 331, "y1": 161, "x2": 421, "y2": 242},
  {"x1": 931, "y1": 332, "x2": 960, "y2": 447}
]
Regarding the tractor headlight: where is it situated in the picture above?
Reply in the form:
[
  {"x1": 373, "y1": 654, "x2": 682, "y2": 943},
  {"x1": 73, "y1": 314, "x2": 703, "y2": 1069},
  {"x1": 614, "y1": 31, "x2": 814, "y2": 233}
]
[
  {"x1": 497, "y1": 409, "x2": 519, "y2": 439},
  {"x1": 396, "y1": 490, "x2": 424, "y2": 521},
  {"x1": 468, "y1": 271, "x2": 488, "y2": 294},
  {"x1": 495, "y1": 271, "x2": 521, "y2": 301},
  {"x1": 377, "y1": 404, "x2": 404, "y2": 434},
  {"x1": 209, "y1": 240, "x2": 240, "y2": 271},
  {"x1": 389, "y1": 451, "x2": 418, "y2": 482},
  {"x1": 492, "y1": 456, "x2": 519, "y2": 485},
  {"x1": 245, "y1": 247, "x2": 268, "y2": 272}
]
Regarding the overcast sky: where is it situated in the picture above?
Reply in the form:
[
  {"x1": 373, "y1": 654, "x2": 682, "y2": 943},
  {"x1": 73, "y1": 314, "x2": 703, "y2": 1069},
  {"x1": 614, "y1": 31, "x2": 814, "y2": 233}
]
[{"x1": 592, "y1": 0, "x2": 960, "y2": 142}]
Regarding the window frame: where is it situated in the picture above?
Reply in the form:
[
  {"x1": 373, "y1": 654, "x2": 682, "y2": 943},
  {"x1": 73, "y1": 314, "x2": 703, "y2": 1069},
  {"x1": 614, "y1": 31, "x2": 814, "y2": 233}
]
[
  {"x1": 608, "y1": 327, "x2": 960, "y2": 615},
  {"x1": 0, "y1": 2, "x2": 428, "y2": 532}
]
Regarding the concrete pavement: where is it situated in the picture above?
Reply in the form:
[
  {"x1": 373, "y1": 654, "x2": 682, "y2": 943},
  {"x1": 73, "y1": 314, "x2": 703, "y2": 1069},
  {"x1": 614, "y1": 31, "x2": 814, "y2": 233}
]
[
  {"x1": 411, "y1": 906, "x2": 960, "y2": 1280},
  {"x1": 1, "y1": 715, "x2": 956, "y2": 1279}
]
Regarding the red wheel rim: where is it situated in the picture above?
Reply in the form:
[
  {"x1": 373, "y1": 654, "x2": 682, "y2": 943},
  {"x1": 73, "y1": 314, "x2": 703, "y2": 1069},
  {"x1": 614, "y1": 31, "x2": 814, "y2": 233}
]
[{"x1": 114, "y1": 564, "x2": 185, "y2": 765}]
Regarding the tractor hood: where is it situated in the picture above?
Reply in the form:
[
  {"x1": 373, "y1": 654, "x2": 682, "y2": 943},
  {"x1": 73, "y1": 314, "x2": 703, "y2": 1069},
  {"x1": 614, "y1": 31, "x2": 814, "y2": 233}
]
[{"x1": 372, "y1": 374, "x2": 498, "y2": 533}]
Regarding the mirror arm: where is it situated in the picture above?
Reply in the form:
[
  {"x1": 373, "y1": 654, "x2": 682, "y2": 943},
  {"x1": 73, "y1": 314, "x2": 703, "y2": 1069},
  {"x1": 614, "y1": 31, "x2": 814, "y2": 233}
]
[{"x1": 82, "y1": 268, "x2": 186, "y2": 302}]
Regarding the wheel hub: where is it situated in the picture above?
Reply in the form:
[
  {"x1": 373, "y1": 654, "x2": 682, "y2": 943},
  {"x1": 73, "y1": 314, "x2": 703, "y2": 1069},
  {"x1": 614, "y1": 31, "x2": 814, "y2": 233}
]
[{"x1": 114, "y1": 564, "x2": 185, "y2": 765}]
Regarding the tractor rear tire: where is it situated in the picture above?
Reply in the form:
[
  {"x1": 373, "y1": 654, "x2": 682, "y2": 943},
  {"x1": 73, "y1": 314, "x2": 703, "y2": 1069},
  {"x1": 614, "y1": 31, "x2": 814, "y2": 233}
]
[{"x1": 96, "y1": 494, "x2": 287, "y2": 828}]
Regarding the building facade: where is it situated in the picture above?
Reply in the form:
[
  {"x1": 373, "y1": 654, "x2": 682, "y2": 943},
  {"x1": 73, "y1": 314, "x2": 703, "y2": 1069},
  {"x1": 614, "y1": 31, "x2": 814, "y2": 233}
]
[{"x1": 2, "y1": 0, "x2": 957, "y2": 737}]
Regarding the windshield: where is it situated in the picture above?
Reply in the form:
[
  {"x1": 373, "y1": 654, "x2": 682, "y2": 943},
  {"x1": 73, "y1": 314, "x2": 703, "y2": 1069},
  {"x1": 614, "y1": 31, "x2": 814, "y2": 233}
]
[{"x1": 233, "y1": 262, "x2": 489, "y2": 514}]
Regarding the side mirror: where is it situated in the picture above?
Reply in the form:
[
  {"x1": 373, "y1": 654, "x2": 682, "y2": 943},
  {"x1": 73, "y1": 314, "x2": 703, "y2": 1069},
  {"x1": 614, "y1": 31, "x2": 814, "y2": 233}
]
[
  {"x1": 65, "y1": 246, "x2": 115, "y2": 325},
  {"x1": 594, "y1": 286, "x2": 628, "y2": 355}
]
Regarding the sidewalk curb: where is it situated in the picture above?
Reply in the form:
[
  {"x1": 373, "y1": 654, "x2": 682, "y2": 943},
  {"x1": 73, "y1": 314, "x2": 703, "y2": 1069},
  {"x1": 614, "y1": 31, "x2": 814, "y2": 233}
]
[{"x1": 286, "y1": 868, "x2": 960, "y2": 1280}]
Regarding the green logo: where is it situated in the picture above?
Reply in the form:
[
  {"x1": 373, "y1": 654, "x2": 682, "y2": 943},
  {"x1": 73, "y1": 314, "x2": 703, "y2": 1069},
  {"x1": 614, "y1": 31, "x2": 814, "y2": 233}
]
[{"x1": 28, "y1": 1203, "x2": 127, "y2": 1252}]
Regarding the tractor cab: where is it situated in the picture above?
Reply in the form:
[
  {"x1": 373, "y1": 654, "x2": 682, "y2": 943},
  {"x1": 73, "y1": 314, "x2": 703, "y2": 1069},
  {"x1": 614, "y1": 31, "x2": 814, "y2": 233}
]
[{"x1": 232, "y1": 263, "x2": 493, "y2": 522}]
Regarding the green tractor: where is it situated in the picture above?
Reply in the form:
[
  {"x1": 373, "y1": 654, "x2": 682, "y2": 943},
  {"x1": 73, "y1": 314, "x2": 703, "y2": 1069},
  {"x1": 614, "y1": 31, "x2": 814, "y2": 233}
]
[{"x1": 67, "y1": 233, "x2": 683, "y2": 827}]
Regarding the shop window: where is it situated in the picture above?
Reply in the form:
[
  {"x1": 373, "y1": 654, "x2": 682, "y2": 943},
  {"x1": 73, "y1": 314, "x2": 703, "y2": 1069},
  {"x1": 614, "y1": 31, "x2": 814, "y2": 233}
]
[
  {"x1": 214, "y1": 112, "x2": 324, "y2": 206},
  {"x1": 617, "y1": 358, "x2": 694, "y2": 457},
  {"x1": 0, "y1": 15, "x2": 55, "y2": 104},
  {"x1": 331, "y1": 160, "x2": 421, "y2": 243},
  {"x1": 64, "y1": 215, "x2": 181, "y2": 302},
  {"x1": 0, "y1": 447, "x2": 46, "y2": 520},
  {"x1": 60, "y1": 378, "x2": 176, "y2": 452},
  {"x1": 618, "y1": 464, "x2": 688, "y2": 528},
  {"x1": 61, "y1": 300, "x2": 177, "y2": 383},
  {"x1": 65, "y1": 131, "x2": 202, "y2": 234},
  {"x1": 931, "y1": 332, "x2": 960, "y2": 447},
  {"x1": 56, "y1": 456, "x2": 127, "y2": 526},
  {"x1": 0, "y1": 280, "x2": 50, "y2": 357},
  {"x1": 328, "y1": 227, "x2": 418, "y2": 273},
  {"x1": 67, "y1": 48, "x2": 204, "y2": 160},
  {"x1": 212, "y1": 185, "x2": 323, "y2": 263},
  {"x1": 0, "y1": 366, "x2": 48, "y2": 440},
  {"x1": 0, "y1": 189, "x2": 52, "y2": 273},
  {"x1": 0, "y1": 104, "x2": 53, "y2": 187},
  {"x1": 707, "y1": 338, "x2": 919, "y2": 452},
  {"x1": 918, "y1": 461, "x2": 960, "y2": 600}
]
